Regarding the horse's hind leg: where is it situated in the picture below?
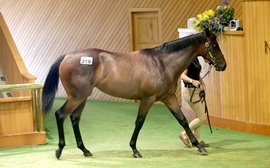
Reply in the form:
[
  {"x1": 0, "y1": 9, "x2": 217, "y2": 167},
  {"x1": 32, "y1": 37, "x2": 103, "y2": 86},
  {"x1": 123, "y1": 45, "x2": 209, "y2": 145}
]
[
  {"x1": 70, "y1": 100, "x2": 92, "y2": 157},
  {"x1": 163, "y1": 95, "x2": 207, "y2": 155},
  {"x1": 55, "y1": 98, "x2": 89, "y2": 159},
  {"x1": 55, "y1": 101, "x2": 68, "y2": 159}
]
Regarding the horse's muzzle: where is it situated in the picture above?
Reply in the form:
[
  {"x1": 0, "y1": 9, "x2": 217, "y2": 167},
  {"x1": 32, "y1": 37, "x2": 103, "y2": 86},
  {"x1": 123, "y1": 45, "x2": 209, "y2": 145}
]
[{"x1": 215, "y1": 62, "x2": 226, "y2": 71}]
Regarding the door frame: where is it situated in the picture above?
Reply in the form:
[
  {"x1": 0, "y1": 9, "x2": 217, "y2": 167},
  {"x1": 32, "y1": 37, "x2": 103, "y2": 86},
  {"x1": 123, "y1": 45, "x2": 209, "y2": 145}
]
[{"x1": 129, "y1": 8, "x2": 161, "y2": 51}]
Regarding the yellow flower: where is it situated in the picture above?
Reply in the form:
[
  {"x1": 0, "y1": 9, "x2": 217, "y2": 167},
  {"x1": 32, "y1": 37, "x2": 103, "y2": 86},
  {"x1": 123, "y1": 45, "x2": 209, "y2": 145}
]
[
  {"x1": 208, "y1": 9, "x2": 215, "y2": 17},
  {"x1": 202, "y1": 14, "x2": 208, "y2": 20},
  {"x1": 197, "y1": 14, "x2": 202, "y2": 20},
  {"x1": 215, "y1": 17, "x2": 220, "y2": 23},
  {"x1": 193, "y1": 20, "x2": 202, "y2": 32},
  {"x1": 199, "y1": 9, "x2": 215, "y2": 22}
]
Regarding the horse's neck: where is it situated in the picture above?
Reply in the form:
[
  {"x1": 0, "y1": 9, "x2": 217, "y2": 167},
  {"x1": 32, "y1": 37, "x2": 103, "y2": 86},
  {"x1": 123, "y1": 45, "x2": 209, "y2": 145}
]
[{"x1": 161, "y1": 46, "x2": 198, "y2": 80}]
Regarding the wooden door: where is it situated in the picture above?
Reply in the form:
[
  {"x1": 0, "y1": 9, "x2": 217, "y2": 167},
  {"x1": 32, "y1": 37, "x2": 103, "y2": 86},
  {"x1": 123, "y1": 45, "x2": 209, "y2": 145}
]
[
  {"x1": 129, "y1": 9, "x2": 160, "y2": 51},
  {"x1": 243, "y1": 1, "x2": 270, "y2": 124}
]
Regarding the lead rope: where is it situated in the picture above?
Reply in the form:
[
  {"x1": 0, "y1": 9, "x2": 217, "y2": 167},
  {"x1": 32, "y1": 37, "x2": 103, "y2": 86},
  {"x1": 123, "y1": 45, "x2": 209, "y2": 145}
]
[
  {"x1": 189, "y1": 64, "x2": 212, "y2": 103},
  {"x1": 189, "y1": 64, "x2": 213, "y2": 133}
]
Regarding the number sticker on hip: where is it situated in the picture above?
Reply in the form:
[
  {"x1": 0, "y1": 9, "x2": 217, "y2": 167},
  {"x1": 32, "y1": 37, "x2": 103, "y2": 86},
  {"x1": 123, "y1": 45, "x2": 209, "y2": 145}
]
[{"x1": 80, "y1": 56, "x2": 93, "y2": 65}]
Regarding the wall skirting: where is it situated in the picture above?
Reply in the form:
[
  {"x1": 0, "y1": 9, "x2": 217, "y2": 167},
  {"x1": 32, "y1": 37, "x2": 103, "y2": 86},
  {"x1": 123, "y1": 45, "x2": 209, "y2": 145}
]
[
  {"x1": 210, "y1": 116, "x2": 270, "y2": 137},
  {"x1": 182, "y1": 107, "x2": 270, "y2": 137}
]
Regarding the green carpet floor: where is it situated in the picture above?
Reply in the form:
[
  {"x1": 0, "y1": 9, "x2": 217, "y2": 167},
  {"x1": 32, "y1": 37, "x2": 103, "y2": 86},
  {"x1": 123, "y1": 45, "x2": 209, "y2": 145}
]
[{"x1": 0, "y1": 98, "x2": 270, "y2": 168}]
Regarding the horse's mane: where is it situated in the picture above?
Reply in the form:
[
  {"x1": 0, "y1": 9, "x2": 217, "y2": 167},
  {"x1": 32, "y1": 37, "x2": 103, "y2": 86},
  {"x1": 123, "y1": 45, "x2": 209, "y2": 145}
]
[{"x1": 140, "y1": 32, "x2": 206, "y2": 56}]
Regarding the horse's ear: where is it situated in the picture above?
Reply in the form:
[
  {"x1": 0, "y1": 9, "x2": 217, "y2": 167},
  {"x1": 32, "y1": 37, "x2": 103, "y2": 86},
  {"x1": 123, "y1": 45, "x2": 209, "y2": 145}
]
[
  {"x1": 205, "y1": 29, "x2": 217, "y2": 40},
  {"x1": 205, "y1": 29, "x2": 211, "y2": 37}
]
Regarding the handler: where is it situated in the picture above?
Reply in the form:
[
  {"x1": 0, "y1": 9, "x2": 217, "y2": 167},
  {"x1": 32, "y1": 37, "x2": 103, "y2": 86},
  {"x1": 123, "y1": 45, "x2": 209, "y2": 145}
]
[{"x1": 179, "y1": 58, "x2": 209, "y2": 148}]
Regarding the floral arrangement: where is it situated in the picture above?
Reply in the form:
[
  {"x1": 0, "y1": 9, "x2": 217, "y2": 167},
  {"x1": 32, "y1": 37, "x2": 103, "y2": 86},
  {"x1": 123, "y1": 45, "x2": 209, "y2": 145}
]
[{"x1": 193, "y1": 0, "x2": 235, "y2": 33}]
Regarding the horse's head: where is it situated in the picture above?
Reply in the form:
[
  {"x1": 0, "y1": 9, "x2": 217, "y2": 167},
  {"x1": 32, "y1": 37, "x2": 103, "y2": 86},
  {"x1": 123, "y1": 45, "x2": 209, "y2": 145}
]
[{"x1": 201, "y1": 30, "x2": 226, "y2": 71}]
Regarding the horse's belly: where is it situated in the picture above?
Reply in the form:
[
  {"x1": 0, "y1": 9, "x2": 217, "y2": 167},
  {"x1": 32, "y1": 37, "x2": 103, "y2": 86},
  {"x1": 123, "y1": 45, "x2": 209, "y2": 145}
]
[
  {"x1": 96, "y1": 77, "x2": 171, "y2": 100},
  {"x1": 97, "y1": 84, "x2": 140, "y2": 99}
]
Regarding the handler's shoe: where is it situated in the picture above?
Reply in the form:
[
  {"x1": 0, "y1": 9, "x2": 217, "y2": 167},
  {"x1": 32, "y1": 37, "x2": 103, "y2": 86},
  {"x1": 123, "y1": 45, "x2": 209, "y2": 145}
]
[
  {"x1": 199, "y1": 141, "x2": 209, "y2": 147},
  {"x1": 179, "y1": 134, "x2": 192, "y2": 148},
  {"x1": 192, "y1": 141, "x2": 210, "y2": 148}
]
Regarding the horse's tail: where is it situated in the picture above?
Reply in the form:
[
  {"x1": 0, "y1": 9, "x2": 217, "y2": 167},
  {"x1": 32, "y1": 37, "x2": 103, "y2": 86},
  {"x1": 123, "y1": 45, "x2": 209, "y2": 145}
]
[{"x1": 42, "y1": 55, "x2": 65, "y2": 114}]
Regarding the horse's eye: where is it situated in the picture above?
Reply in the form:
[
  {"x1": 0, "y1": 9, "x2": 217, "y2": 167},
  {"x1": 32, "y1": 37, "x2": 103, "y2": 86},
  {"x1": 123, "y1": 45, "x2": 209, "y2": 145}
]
[{"x1": 212, "y1": 44, "x2": 217, "y2": 48}]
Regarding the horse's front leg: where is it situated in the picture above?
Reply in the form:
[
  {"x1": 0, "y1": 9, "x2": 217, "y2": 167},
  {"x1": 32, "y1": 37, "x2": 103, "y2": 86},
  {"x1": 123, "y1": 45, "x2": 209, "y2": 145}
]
[
  {"x1": 163, "y1": 94, "x2": 207, "y2": 155},
  {"x1": 130, "y1": 98, "x2": 154, "y2": 158}
]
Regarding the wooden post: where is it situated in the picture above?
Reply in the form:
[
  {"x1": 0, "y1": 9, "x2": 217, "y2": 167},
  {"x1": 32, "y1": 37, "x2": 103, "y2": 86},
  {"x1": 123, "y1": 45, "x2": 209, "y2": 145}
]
[{"x1": 36, "y1": 88, "x2": 44, "y2": 131}]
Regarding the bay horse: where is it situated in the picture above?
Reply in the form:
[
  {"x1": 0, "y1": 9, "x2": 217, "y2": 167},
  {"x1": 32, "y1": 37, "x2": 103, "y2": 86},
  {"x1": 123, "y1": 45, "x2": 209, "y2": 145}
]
[{"x1": 42, "y1": 30, "x2": 226, "y2": 159}]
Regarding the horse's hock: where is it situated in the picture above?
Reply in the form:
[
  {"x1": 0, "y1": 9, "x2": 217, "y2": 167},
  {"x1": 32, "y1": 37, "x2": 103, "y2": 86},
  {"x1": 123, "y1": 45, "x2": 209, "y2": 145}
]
[{"x1": 0, "y1": 13, "x2": 46, "y2": 148}]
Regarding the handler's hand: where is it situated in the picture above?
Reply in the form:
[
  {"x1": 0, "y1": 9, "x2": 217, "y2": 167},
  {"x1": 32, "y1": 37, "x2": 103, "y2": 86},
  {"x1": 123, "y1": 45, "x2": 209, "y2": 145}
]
[{"x1": 192, "y1": 80, "x2": 201, "y2": 87}]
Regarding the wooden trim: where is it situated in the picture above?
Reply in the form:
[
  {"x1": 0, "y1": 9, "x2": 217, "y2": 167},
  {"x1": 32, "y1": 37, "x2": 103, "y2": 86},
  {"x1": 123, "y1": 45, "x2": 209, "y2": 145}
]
[
  {"x1": 0, "y1": 132, "x2": 46, "y2": 148},
  {"x1": 0, "y1": 96, "x2": 31, "y2": 103},
  {"x1": 223, "y1": 30, "x2": 245, "y2": 35},
  {"x1": 0, "y1": 12, "x2": 36, "y2": 84},
  {"x1": 22, "y1": 73, "x2": 36, "y2": 81},
  {"x1": 0, "y1": 14, "x2": 22, "y2": 68},
  {"x1": 242, "y1": 0, "x2": 270, "y2": 2},
  {"x1": 210, "y1": 116, "x2": 270, "y2": 136},
  {"x1": 0, "y1": 83, "x2": 43, "y2": 92},
  {"x1": 129, "y1": 9, "x2": 134, "y2": 51},
  {"x1": 129, "y1": 8, "x2": 161, "y2": 12}
]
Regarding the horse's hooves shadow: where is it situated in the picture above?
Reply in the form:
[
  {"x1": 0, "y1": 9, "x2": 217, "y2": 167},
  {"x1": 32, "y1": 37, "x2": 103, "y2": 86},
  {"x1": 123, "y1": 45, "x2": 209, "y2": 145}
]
[
  {"x1": 92, "y1": 149, "x2": 198, "y2": 159},
  {"x1": 207, "y1": 139, "x2": 270, "y2": 155},
  {"x1": 209, "y1": 139, "x2": 251, "y2": 148}
]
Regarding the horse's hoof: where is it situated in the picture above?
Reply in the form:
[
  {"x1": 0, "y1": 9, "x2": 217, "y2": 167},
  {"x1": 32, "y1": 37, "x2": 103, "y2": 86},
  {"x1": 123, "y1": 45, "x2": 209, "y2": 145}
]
[
  {"x1": 83, "y1": 150, "x2": 93, "y2": 157},
  {"x1": 55, "y1": 149, "x2": 62, "y2": 159},
  {"x1": 133, "y1": 152, "x2": 143, "y2": 158},
  {"x1": 198, "y1": 147, "x2": 208, "y2": 155}
]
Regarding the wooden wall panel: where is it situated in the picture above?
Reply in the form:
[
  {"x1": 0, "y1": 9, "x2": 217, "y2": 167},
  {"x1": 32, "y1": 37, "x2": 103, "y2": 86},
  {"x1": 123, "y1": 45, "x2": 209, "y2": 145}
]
[
  {"x1": 0, "y1": 98, "x2": 33, "y2": 135},
  {"x1": 221, "y1": 33, "x2": 247, "y2": 121},
  {"x1": 0, "y1": 0, "x2": 242, "y2": 101},
  {"x1": 242, "y1": 0, "x2": 270, "y2": 125},
  {"x1": 179, "y1": 31, "x2": 246, "y2": 122}
]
